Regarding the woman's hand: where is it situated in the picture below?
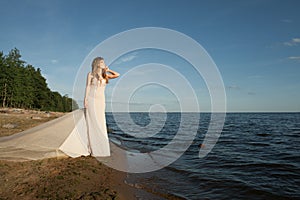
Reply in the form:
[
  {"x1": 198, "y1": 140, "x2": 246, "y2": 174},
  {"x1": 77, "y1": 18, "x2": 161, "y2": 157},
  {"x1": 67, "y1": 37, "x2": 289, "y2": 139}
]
[{"x1": 106, "y1": 67, "x2": 120, "y2": 79}]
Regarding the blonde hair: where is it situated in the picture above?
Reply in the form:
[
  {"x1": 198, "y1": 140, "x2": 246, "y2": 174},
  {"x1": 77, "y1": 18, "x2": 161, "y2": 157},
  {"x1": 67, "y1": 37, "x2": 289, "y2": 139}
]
[{"x1": 91, "y1": 57, "x2": 108, "y2": 84}]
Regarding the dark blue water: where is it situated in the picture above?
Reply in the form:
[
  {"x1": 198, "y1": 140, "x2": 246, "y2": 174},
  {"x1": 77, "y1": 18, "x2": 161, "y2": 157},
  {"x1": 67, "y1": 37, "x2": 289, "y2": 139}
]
[{"x1": 106, "y1": 113, "x2": 300, "y2": 199}]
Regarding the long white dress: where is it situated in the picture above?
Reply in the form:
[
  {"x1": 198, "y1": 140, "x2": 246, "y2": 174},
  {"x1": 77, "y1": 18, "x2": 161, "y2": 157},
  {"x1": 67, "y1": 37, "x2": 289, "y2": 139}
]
[{"x1": 59, "y1": 77, "x2": 110, "y2": 157}]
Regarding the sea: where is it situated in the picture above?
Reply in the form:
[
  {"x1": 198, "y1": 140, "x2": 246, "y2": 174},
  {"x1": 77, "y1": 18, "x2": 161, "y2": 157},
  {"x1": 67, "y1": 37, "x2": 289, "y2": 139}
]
[{"x1": 105, "y1": 112, "x2": 300, "y2": 200}]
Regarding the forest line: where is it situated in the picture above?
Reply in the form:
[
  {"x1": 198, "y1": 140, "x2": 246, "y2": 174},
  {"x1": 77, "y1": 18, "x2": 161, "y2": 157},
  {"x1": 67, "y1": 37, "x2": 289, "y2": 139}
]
[{"x1": 0, "y1": 48, "x2": 78, "y2": 112}]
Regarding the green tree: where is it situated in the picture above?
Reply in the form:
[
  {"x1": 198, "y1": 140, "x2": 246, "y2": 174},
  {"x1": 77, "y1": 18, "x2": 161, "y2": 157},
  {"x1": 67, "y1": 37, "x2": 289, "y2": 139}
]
[
  {"x1": 0, "y1": 51, "x2": 8, "y2": 107},
  {"x1": 52, "y1": 91, "x2": 64, "y2": 111},
  {"x1": 0, "y1": 48, "x2": 78, "y2": 112}
]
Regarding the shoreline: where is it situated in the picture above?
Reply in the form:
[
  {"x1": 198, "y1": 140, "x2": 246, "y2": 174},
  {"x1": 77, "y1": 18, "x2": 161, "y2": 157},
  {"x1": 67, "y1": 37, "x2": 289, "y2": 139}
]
[
  {"x1": 0, "y1": 108, "x2": 136, "y2": 199},
  {"x1": 0, "y1": 108, "x2": 138, "y2": 199},
  {"x1": 0, "y1": 108, "x2": 162, "y2": 199}
]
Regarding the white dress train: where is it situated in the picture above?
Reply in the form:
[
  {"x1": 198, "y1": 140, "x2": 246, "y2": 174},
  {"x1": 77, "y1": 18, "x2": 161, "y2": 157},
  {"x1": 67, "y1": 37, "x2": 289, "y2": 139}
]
[{"x1": 59, "y1": 78, "x2": 110, "y2": 157}]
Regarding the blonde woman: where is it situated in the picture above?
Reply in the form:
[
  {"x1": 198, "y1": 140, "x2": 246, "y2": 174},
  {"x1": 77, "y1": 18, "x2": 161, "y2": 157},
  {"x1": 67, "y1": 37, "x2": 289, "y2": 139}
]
[
  {"x1": 59, "y1": 57, "x2": 119, "y2": 157},
  {"x1": 83, "y1": 57, "x2": 119, "y2": 157}
]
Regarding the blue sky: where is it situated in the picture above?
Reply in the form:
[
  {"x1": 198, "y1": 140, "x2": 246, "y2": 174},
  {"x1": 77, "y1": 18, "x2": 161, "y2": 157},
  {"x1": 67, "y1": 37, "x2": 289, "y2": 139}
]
[{"x1": 0, "y1": 0, "x2": 299, "y2": 112}]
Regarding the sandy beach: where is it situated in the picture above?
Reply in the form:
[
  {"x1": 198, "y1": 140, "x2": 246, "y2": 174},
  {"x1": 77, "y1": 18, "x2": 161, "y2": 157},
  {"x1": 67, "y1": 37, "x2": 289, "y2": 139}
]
[
  {"x1": 0, "y1": 108, "x2": 65, "y2": 137},
  {"x1": 0, "y1": 156, "x2": 137, "y2": 199},
  {"x1": 0, "y1": 108, "x2": 137, "y2": 199}
]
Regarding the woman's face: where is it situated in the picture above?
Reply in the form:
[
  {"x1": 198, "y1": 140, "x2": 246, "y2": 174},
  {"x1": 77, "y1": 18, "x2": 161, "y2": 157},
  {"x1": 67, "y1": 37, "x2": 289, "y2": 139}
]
[{"x1": 98, "y1": 59, "x2": 105, "y2": 69}]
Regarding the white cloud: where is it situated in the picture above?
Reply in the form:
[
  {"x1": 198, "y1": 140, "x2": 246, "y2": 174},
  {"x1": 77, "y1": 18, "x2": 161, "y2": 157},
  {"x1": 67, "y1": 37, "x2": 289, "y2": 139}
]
[
  {"x1": 284, "y1": 42, "x2": 293, "y2": 46},
  {"x1": 280, "y1": 19, "x2": 292, "y2": 23},
  {"x1": 288, "y1": 56, "x2": 300, "y2": 60},
  {"x1": 284, "y1": 38, "x2": 300, "y2": 46},
  {"x1": 114, "y1": 52, "x2": 138, "y2": 64},
  {"x1": 293, "y1": 38, "x2": 300, "y2": 42},
  {"x1": 121, "y1": 55, "x2": 137, "y2": 62},
  {"x1": 51, "y1": 59, "x2": 58, "y2": 64}
]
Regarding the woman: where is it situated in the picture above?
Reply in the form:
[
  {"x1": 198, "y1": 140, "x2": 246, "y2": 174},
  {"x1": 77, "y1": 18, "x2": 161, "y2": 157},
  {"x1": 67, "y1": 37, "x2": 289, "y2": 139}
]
[
  {"x1": 84, "y1": 57, "x2": 119, "y2": 157},
  {"x1": 59, "y1": 57, "x2": 119, "y2": 157}
]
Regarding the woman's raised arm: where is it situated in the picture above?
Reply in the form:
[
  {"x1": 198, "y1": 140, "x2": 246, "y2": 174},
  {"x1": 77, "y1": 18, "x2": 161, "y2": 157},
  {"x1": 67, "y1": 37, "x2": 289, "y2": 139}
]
[{"x1": 106, "y1": 67, "x2": 120, "y2": 79}]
